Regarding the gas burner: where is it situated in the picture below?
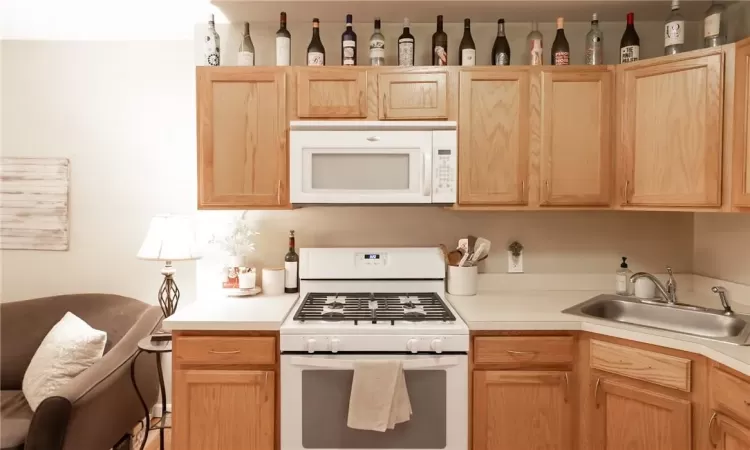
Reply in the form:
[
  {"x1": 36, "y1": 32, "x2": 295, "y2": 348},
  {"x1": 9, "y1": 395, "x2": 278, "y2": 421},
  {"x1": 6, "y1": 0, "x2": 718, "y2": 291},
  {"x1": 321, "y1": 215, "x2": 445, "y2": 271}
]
[
  {"x1": 403, "y1": 306, "x2": 426, "y2": 320},
  {"x1": 325, "y1": 296, "x2": 346, "y2": 308},
  {"x1": 399, "y1": 296, "x2": 421, "y2": 309},
  {"x1": 322, "y1": 306, "x2": 344, "y2": 316}
]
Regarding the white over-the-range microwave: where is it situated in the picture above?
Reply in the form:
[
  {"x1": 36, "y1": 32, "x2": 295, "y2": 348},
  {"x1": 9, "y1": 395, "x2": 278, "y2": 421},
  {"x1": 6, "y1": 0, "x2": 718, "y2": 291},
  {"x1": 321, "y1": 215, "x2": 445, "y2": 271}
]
[{"x1": 289, "y1": 121, "x2": 457, "y2": 204}]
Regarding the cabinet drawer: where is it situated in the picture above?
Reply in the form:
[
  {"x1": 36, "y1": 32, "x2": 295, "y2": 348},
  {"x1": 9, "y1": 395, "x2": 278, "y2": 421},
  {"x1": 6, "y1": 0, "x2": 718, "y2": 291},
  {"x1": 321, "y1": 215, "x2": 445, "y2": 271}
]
[
  {"x1": 590, "y1": 339, "x2": 691, "y2": 391},
  {"x1": 175, "y1": 336, "x2": 276, "y2": 366},
  {"x1": 712, "y1": 367, "x2": 750, "y2": 423},
  {"x1": 473, "y1": 336, "x2": 575, "y2": 366}
]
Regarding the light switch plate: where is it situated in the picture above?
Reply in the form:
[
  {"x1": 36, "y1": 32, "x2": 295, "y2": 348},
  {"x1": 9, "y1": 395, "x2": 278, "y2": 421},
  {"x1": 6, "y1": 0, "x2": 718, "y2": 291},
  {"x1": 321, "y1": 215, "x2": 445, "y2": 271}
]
[{"x1": 508, "y1": 251, "x2": 523, "y2": 273}]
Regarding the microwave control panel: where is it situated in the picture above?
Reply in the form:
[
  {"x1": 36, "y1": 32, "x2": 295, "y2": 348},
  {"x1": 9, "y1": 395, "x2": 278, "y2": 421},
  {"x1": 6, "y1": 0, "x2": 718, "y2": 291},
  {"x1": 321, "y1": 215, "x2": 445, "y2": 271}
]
[{"x1": 432, "y1": 130, "x2": 457, "y2": 203}]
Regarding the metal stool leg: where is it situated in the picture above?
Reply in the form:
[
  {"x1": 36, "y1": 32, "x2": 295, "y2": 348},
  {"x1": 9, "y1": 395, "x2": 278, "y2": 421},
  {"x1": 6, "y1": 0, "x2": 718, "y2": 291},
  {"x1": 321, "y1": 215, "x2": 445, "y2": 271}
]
[
  {"x1": 156, "y1": 353, "x2": 167, "y2": 450},
  {"x1": 130, "y1": 350, "x2": 151, "y2": 450}
]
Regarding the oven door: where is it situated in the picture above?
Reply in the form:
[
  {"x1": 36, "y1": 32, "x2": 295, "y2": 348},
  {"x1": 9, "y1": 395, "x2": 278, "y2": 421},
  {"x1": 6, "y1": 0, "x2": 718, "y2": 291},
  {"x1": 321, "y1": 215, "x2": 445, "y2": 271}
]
[
  {"x1": 281, "y1": 353, "x2": 468, "y2": 450},
  {"x1": 290, "y1": 130, "x2": 433, "y2": 204}
]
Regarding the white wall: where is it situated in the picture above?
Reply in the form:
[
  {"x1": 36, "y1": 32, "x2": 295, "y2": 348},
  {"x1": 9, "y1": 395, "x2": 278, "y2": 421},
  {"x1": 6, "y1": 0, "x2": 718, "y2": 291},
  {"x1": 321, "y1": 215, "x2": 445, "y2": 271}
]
[{"x1": 694, "y1": 214, "x2": 750, "y2": 285}]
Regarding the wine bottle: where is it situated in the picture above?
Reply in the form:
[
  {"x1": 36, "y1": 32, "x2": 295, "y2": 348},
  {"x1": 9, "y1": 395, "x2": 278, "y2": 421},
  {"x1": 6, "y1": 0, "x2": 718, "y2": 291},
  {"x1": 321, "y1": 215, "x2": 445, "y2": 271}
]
[
  {"x1": 703, "y1": 1, "x2": 726, "y2": 48},
  {"x1": 205, "y1": 14, "x2": 221, "y2": 66},
  {"x1": 551, "y1": 17, "x2": 570, "y2": 65},
  {"x1": 584, "y1": 13, "x2": 603, "y2": 65},
  {"x1": 664, "y1": 0, "x2": 685, "y2": 55},
  {"x1": 432, "y1": 15, "x2": 448, "y2": 66},
  {"x1": 307, "y1": 18, "x2": 325, "y2": 66},
  {"x1": 492, "y1": 19, "x2": 511, "y2": 66},
  {"x1": 526, "y1": 22, "x2": 543, "y2": 66},
  {"x1": 369, "y1": 18, "x2": 385, "y2": 66},
  {"x1": 238, "y1": 22, "x2": 255, "y2": 66},
  {"x1": 459, "y1": 19, "x2": 476, "y2": 66},
  {"x1": 398, "y1": 18, "x2": 415, "y2": 66},
  {"x1": 620, "y1": 12, "x2": 640, "y2": 63},
  {"x1": 284, "y1": 230, "x2": 299, "y2": 294},
  {"x1": 276, "y1": 12, "x2": 291, "y2": 66},
  {"x1": 341, "y1": 14, "x2": 357, "y2": 66}
]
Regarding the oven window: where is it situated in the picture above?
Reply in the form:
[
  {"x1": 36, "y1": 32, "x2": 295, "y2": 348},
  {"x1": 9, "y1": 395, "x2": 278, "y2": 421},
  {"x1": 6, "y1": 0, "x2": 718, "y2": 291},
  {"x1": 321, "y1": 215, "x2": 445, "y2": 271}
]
[
  {"x1": 301, "y1": 370, "x2": 447, "y2": 449},
  {"x1": 310, "y1": 154, "x2": 410, "y2": 190}
]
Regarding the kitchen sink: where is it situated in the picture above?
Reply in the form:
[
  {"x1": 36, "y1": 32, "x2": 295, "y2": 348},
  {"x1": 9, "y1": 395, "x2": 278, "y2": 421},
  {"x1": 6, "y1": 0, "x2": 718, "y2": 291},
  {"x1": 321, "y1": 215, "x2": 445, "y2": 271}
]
[{"x1": 562, "y1": 294, "x2": 750, "y2": 345}]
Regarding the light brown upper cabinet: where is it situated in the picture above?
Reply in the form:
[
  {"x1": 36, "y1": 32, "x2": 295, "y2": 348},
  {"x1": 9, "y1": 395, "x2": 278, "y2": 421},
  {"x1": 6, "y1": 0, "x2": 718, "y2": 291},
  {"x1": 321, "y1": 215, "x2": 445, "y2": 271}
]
[
  {"x1": 617, "y1": 49, "x2": 724, "y2": 207},
  {"x1": 458, "y1": 69, "x2": 530, "y2": 205},
  {"x1": 296, "y1": 68, "x2": 367, "y2": 118},
  {"x1": 539, "y1": 67, "x2": 613, "y2": 206},
  {"x1": 197, "y1": 68, "x2": 288, "y2": 209},
  {"x1": 732, "y1": 38, "x2": 750, "y2": 208},
  {"x1": 378, "y1": 69, "x2": 448, "y2": 120}
]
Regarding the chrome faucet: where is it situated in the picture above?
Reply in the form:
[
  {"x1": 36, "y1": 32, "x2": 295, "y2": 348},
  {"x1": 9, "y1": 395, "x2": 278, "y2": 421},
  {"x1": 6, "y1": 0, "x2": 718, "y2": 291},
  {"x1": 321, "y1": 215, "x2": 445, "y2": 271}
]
[
  {"x1": 630, "y1": 267, "x2": 678, "y2": 305},
  {"x1": 711, "y1": 286, "x2": 734, "y2": 316}
]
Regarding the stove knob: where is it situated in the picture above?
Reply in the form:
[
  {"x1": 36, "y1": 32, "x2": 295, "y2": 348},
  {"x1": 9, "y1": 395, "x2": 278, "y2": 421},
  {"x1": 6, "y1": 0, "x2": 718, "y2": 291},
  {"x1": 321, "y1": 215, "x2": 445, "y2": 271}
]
[
  {"x1": 330, "y1": 338, "x2": 341, "y2": 353},
  {"x1": 306, "y1": 338, "x2": 317, "y2": 354},
  {"x1": 406, "y1": 338, "x2": 419, "y2": 354},
  {"x1": 431, "y1": 338, "x2": 444, "y2": 354}
]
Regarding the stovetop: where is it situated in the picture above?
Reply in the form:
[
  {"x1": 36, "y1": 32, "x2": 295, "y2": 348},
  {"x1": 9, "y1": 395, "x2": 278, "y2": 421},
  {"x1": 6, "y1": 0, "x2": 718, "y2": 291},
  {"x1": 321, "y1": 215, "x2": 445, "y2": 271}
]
[{"x1": 293, "y1": 292, "x2": 456, "y2": 325}]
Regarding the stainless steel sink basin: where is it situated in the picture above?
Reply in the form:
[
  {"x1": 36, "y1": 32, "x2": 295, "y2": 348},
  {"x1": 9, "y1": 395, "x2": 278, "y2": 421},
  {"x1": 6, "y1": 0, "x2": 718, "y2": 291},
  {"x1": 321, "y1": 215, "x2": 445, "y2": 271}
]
[{"x1": 563, "y1": 294, "x2": 750, "y2": 345}]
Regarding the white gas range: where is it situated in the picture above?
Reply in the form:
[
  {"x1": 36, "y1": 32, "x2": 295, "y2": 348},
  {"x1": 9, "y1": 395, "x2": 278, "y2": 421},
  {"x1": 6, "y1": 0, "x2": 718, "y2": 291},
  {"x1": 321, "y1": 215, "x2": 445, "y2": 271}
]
[{"x1": 280, "y1": 247, "x2": 469, "y2": 450}]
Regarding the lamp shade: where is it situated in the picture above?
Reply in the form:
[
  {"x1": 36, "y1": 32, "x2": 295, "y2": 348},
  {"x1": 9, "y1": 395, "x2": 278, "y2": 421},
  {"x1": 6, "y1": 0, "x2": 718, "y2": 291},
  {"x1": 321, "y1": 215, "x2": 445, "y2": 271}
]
[{"x1": 137, "y1": 215, "x2": 201, "y2": 261}]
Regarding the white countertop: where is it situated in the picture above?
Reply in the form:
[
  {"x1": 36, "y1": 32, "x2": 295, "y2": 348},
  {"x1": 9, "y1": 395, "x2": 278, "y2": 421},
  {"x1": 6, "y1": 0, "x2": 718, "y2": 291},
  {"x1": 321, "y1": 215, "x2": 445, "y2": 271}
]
[
  {"x1": 163, "y1": 293, "x2": 298, "y2": 331},
  {"x1": 448, "y1": 290, "x2": 750, "y2": 376}
]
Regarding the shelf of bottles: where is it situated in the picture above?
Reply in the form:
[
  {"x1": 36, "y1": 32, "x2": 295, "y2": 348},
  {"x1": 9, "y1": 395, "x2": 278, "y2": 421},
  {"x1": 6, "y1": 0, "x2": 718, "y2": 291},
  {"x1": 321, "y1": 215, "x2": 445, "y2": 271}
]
[{"x1": 203, "y1": 0, "x2": 727, "y2": 68}]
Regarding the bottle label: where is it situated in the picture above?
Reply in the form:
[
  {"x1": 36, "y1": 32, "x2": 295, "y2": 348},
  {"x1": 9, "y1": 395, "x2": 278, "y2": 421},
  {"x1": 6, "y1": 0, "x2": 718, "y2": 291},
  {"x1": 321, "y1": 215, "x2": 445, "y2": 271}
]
[
  {"x1": 616, "y1": 274, "x2": 628, "y2": 294},
  {"x1": 342, "y1": 39, "x2": 356, "y2": 65},
  {"x1": 665, "y1": 20, "x2": 685, "y2": 46},
  {"x1": 529, "y1": 39, "x2": 543, "y2": 66},
  {"x1": 284, "y1": 262, "x2": 298, "y2": 289},
  {"x1": 434, "y1": 45, "x2": 447, "y2": 65},
  {"x1": 620, "y1": 45, "x2": 640, "y2": 63},
  {"x1": 398, "y1": 39, "x2": 414, "y2": 66},
  {"x1": 553, "y1": 51, "x2": 569, "y2": 65},
  {"x1": 370, "y1": 38, "x2": 385, "y2": 59},
  {"x1": 461, "y1": 49, "x2": 476, "y2": 66},
  {"x1": 276, "y1": 37, "x2": 290, "y2": 66},
  {"x1": 307, "y1": 52, "x2": 324, "y2": 66},
  {"x1": 205, "y1": 35, "x2": 220, "y2": 66},
  {"x1": 237, "y1": 51, "x2": 254, "y2": 66},
  {"x1": 704, "y1": 13, "x2": 721, "y2": 38},
  {"x1": 494, "y1": 52, "x2": 509, "y2": 66}
]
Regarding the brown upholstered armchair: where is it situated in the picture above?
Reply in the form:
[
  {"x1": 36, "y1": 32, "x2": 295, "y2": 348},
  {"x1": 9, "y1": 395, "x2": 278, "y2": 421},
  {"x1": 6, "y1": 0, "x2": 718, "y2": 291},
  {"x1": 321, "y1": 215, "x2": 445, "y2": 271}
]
[{"x1": 0, "y1": 294, "x2": 163, "y2": 450}]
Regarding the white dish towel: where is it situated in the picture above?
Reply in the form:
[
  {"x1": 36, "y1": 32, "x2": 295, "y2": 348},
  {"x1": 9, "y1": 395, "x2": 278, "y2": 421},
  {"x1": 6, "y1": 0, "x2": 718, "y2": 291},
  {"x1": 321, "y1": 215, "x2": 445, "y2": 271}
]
[{"x1": 347, "y1": 360, "x2": 412, "y2": 432}]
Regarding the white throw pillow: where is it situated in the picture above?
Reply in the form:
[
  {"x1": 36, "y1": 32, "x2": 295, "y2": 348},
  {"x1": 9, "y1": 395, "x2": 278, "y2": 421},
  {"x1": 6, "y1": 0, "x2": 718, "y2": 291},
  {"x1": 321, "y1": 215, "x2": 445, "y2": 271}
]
[{"x1": 22, "y1": 312, "x2": 107, "y2": 411}]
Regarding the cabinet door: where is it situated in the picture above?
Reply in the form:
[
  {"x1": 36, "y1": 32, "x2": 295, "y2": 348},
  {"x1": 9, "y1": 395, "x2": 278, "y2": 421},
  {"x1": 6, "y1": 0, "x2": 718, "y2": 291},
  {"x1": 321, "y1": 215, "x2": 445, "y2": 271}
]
[
  {"x1": 540, "y1": 68, "x2": 613, "y2": 206},
  {"x1": 591, "y1": 377, "x2": 691, "y2": 450},
  {"x1": 733, "y1": 38, "x2": 750, "y2": 207},
  {"x1": 618, "y1": 52, "x2": 723, "y2": 207},
  {"x1": 459, "y1": 69, "x2": 530, "y2": 205},
  {"x1": 378, "y1": 70, "x2": 448, "y2": 119},
  {"x1": 297, "y1": 68, "x2": 367, "y2": 118},
  {"x1": 473, "y1": 371, "x2": 572, "y2": 450},
  {"x1": 197, "y1": 68, "x2": 287, "y2": 208},
  {"x1": 173, "y1": 369, "x2": 274, "y2": 450},
  {"x1": 713, "y1": 413, "x2": 750, "y2": 450}
]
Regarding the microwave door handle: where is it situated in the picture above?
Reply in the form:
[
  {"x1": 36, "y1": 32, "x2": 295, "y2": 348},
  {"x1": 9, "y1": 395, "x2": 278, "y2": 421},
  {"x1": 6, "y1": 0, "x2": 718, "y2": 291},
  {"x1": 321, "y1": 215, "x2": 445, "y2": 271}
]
[
  {"x1": 422, "y1": 151, "x2": 432, "y2": 197},
  {"x1": 289, "y1": 355, "x2": 460, "y2": 370}
]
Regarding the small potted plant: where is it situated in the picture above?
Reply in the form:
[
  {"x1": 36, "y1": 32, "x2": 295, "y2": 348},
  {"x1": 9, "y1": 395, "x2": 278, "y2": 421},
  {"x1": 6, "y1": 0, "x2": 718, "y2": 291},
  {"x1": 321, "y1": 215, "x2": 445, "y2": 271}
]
[{"x1": 208, "y1": 213, "x2": 259, "y2": 288}]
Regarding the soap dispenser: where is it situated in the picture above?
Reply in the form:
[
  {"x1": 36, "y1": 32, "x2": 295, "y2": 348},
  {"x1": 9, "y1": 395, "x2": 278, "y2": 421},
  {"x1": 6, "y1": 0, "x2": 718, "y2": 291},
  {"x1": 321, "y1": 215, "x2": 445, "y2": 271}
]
[{"x1": 616, "y1": 257, "x2": 632, "y2": 295}]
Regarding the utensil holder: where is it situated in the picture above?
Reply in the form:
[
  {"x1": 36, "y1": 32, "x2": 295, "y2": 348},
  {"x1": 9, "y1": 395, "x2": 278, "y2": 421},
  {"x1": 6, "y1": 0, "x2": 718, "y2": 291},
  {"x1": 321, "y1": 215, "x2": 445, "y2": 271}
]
[
  {"x1": 447, "y1": 265, "x2": 478, "y2": 296},
  {"x1": 262, "y1": 268, "x2": 285, "y2": 296}
]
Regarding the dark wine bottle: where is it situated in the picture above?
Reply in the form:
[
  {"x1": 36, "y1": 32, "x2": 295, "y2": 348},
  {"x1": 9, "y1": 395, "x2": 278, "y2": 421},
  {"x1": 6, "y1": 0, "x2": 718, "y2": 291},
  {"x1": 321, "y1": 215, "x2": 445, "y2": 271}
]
[
  {"x1": 551, "y1": 17, "x2": 570, "y2": 65},
  {"x1": 492, "y1": 19, "x2": 511, "y2": 65},
  {"x1": 307, "y1": 18, "x2": 325, "y2": 66},
  {"x1": 620, "y1": 12, "x2": 640, "y2": 63},
  {"x1": 275, "y1": 12, "x2": 291, "y2": 66},
  {"x1": 284, "y1": 230, "x2": 299, "y2": 294},
  {"x1": 432, "y1": 15, "x2": 448, "y2": 66},
  {"x1": 398, "y1": 18, "x2": 415, "y2": 66},
  {"x1": 341, "y1": 14, "x2": 357, "y2": 66},
  {"x1": 459, "y1": 18, "x2": 476, "y2": 66}
]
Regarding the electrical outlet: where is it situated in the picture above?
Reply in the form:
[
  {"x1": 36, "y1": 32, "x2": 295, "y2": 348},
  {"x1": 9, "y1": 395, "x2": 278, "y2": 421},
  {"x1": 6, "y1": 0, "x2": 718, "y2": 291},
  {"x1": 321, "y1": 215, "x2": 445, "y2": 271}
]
[{"x1": 508, "y1": 250, "x2": 524, "y2": 273}]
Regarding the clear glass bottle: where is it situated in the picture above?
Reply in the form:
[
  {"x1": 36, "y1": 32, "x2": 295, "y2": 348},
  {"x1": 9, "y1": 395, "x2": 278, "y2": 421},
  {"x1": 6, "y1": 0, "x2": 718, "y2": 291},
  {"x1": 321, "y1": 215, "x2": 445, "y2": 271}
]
[
  {"x1": 238, "y1": 22, "x2": 255, "y2": 66},
  {"x1": 205, "y1": 14, "x2": 221, "y2": 66},
  {"x1": 615, "y1": 257, "x2": 632, "y2": 296},
  {"x1": 703, "y1": 1, "x2": 726, "y2": 48},
  {"x1": 664, "y1": 0, "x2": 685, "y2": 55},
  {"x1": 585, "y1": 13, "x2": 603, "y2": 65},
  {"x1": 526, "y1": 22, "x2": 543, "y2": 66},
  {"x1": 369, "y1": 18, "x2": 385, "y2": 66}
]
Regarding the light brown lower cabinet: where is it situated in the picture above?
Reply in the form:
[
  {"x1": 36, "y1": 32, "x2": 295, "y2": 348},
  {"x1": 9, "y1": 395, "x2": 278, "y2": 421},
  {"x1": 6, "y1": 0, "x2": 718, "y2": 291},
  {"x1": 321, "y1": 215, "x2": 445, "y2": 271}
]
[
  {"x1": 712, "y1": 413, "x2": 750, "y2": 450},
  {"x1": 590, "y1": 376, "x2": 691, "y2": 450},
  {"x1": 473, "y1": 370, "x2": 572, "y2": 450}
]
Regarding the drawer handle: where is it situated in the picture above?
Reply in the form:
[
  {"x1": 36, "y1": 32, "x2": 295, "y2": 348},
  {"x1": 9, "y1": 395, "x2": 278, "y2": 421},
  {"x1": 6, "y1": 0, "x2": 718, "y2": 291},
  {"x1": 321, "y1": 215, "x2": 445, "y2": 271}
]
[
  {"x1": 506, "y1": 350, "x2": 538, "y2": 359},
  {"x1": 209, "y1": 349, "x2": 241, "y2": 355},
  {"x1": 563, "y1": 373, "x2": 570, "y2": 403},
  {"x1": 745, "y1": 400, "x2": 750, "y2": 406},
  {"x1": 708, "y1": 412, "x2": 718, "y2": 448},
  {"x1": 594, "y1": 377, "x2": 602, "y2": 409},
  {"x1": 367, "y1": 136, "x2": 380, "y2": 142}
]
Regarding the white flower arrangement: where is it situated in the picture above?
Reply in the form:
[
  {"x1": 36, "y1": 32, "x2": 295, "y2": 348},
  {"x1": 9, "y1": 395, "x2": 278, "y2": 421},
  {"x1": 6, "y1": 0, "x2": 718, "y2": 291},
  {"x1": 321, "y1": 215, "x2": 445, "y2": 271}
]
[{"x1": 208, "y1": 213, "x2": 259, "y2": 256}]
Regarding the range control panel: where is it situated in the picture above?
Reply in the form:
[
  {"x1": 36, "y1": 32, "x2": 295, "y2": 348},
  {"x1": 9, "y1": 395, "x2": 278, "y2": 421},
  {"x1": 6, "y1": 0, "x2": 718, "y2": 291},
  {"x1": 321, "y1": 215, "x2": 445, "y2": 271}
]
[{"x1": 355, "y1": 252, "x2": 388, "y2": 267}]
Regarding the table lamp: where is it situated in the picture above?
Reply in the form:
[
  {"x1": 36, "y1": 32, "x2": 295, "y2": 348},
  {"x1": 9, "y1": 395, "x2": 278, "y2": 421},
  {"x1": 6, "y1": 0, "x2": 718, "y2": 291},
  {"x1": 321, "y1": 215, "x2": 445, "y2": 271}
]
[{"x1": 137, "y1": 215, "x2": 201, "y2": 341}]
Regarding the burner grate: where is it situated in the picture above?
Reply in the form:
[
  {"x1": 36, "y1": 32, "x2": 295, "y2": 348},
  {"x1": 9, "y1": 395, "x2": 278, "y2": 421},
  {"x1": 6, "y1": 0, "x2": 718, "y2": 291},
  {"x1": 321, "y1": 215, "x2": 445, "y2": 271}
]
[{"x1": 293, "y1": 292, "x2": 456, "y2": 324}]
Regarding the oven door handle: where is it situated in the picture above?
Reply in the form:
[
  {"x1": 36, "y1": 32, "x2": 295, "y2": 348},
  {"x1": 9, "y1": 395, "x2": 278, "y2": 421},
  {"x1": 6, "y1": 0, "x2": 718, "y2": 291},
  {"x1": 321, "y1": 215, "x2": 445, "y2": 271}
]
[{"x1": 289, "y1": 355, "x2": 462, "y2": 370}]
